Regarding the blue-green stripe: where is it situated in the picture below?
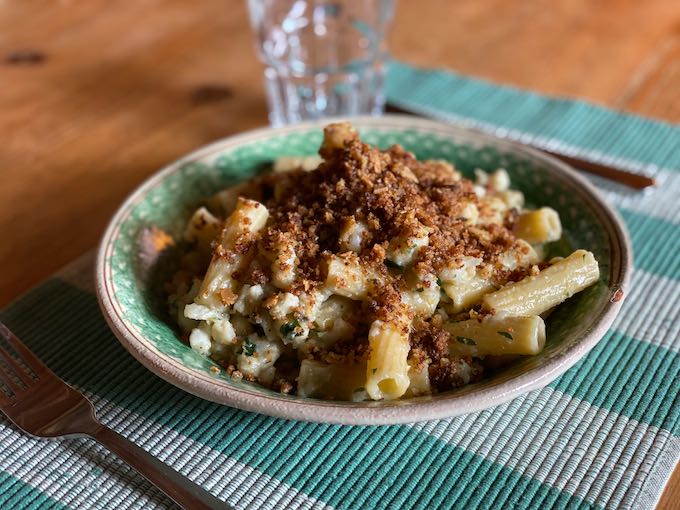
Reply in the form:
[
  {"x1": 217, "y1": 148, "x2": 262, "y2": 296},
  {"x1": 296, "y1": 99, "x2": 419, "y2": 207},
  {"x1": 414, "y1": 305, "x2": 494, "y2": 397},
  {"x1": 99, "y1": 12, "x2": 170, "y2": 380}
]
[
  {"x1": 619, "y1": 208, "x2": 680, "y2": 281},
  {"x1": 0, "y1": 471, "x2": 66, "y2": 509},
  {"x1": 0, "y1": 279, "x2": 597, "y2": 509},
  {"x1": 550, "y1": 329, "x2": 680, "y2": 434},
  {"x1": 22, "y1": 278, "x2": 674, "y2": 436},
  {"x1": 386, "y1": 61, "x2": 680, "y2": 173}
]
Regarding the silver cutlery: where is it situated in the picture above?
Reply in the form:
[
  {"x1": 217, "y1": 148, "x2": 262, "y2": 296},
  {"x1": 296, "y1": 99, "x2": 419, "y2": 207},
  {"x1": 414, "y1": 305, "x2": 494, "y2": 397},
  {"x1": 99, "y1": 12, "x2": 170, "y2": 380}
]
[{"x1": 0, "y1": 321, "x2": 231, "y2": 510}]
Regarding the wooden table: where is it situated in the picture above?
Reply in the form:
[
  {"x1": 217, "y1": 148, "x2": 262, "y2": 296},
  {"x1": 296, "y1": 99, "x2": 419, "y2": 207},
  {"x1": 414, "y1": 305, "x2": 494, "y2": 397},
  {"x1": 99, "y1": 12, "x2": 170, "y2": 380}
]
[{"x1": 1, "y1": 0, "x2": 678, "y2": 506}]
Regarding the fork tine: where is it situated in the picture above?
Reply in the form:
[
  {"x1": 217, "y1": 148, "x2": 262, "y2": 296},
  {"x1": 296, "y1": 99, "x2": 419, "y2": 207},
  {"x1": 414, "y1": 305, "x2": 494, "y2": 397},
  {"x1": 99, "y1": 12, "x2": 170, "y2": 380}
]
[
  {"x1": 0, "y1": 322, "x2": 53, "y2": 380},
  {"x1": 0, "y1": 344, "x2": 34, "y2": 387},
  {"x1": 0, "y1": 356, "x2": 24, "y2": 395},
  {"x1": 0, "y1": 384, "x2": 13, "y2": 406}
]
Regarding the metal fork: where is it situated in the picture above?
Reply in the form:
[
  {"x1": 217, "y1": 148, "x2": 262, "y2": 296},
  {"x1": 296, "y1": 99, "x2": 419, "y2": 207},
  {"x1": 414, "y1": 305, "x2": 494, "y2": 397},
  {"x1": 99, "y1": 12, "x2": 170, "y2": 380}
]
[{"x1": 0, "y1": 321, "x2": 230, "y2": 510}]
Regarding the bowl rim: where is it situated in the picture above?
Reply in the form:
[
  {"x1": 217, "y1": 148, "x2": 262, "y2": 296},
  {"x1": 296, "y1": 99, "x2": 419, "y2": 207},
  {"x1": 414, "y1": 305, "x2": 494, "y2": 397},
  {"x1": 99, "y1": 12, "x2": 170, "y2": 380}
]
[{"x1": 95, "y1": 114, "x2": 632, "y2": 425}]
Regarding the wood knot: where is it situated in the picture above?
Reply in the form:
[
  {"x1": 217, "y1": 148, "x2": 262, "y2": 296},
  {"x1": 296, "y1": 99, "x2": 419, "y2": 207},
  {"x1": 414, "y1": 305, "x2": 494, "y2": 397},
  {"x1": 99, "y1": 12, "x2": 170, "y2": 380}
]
[
  {"x1": 190, "y1": 84, "x2": 233, "y2": 104},
  {"x1": 4, "y1": 50, "x2": 46, "y2": 66}
]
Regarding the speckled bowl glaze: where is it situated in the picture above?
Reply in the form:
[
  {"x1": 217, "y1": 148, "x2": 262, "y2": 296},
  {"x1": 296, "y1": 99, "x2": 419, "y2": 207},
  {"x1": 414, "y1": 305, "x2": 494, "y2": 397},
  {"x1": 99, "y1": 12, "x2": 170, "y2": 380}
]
[{"x1": 96, "y1": 115, "x2": 631, "y2": 425}]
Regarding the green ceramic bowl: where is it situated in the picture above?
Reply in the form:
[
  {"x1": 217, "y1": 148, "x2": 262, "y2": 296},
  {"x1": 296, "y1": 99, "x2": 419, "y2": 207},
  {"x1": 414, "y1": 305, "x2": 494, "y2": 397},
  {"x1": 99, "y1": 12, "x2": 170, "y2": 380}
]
[{"x1": 96, "y1": 115, "x2": 631, "y2": 425}]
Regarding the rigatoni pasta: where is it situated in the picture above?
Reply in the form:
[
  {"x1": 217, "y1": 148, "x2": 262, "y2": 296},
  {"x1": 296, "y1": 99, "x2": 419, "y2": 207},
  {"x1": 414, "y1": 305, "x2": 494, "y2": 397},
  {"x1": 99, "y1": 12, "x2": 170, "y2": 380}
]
[
  {"x1": 297, "y1": 360, "x2": 367, "y2": 401},
  {"x1": 481, "y1": 250, "x2": 600, "y2": 316},
  {"x1": 168, "y1": 123, "x2": 600, "y2": 401},
  {"x1": 514, "y1": 207, "x2": 562, "y2": 244},
  {"x1": 365, "y1": 314, "x2": 412, "y2": 400},
  {"x1": 444, "y1": 315, "x2": 546, "y2": 357},
  {"x1": 194, "y1": 197, "x2": 269, "y2": 310}
]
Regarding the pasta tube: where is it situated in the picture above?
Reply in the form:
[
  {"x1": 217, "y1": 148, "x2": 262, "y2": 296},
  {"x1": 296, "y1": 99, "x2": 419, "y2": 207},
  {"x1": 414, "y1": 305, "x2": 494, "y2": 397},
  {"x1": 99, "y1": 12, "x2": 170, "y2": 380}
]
[
  {"x1": 365, "y1": 316, "x2": 411, "y2": 401},
  {"x1": 482, "y1": 249, "x2": 600, "y2": 316},
  {"x1": 183, "y1": 206, "x2": 221, "y2": 255},
  {"x1": 207, "y1": 181, "x2": 262, "y2": 217},
  {"x1": 270, "y1": 233, "x2": 298, "y2": 289},
  {"x1": 401, "y1": 275, "x2": 440, "y2": 316},
  {"x1": 444, "y1": 315, "x2": 546, "y2": 356},
  {"x1": 196, "y1": 198, "x2": 269, "y2": 309},
  {"x1": 441, "y1": 277, "x2": 496, "y2": 313},
  {"x1": 325, "y1": 254, "x2": 378, "y2": 300},
  {"x1": 297, "y1": 360, "x2": 367, "y2": 401},
  {"x1": 273, "y1": 155, "x2": 322, "y2": 172},
  {"x1": 404, "y1": 360, "x2": 431, "y2": 397},
  {"x1": 514, "y1": 207, "x2": 562, "y2": 244},
  {"x1": 439, "y1": 256, "x2": 493, "y2": 312}
]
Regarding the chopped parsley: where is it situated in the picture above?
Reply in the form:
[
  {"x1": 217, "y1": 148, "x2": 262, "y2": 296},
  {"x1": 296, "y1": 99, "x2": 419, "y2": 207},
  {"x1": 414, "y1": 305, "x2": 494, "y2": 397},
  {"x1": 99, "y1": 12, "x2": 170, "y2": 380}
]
[
  {"x1": 456, "y1": 336, "x2": 476, "y2": 346},
  {"x1": 416, "y1": 287, "x2": 424, "y2": 293},
  {"x1": 280, "y1": 319, "x2": 301, "y2": 338},
  {"x1": 384, "y1": 259, "x2": 404, "y2": 271},
  {"x1": 436, "y1": 277, "x2": 443, "y2": 286},
  {"x1": 242, "y1": 337, "x2": 256, "y2": 356},
  {"x1": 498, "y1": 331, "x2": 513, "y2": 341}
]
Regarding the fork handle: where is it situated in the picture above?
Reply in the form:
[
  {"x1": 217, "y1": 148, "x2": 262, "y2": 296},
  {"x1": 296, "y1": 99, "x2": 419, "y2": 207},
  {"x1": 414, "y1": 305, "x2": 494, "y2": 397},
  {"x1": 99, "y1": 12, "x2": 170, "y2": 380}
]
[{"x1": 91, "y1": 425, "x2": 231, "y2": 509}]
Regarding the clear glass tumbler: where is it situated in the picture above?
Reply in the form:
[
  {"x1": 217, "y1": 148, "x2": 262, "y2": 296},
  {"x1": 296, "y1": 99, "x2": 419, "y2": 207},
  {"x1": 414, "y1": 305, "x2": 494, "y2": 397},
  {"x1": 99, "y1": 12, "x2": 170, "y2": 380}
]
[{"x1": 247, "y1": 0, "x2": 396, "y2": 126}]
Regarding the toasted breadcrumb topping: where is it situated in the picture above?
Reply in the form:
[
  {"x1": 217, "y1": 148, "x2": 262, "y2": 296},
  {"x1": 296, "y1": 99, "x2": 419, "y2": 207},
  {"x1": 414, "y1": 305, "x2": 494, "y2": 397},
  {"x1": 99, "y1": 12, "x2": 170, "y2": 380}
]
[
  {"x1": 240, "y1": 124, "x2": 525, "y2": 291},
  {"x1": 171, "y1": 123, "x2": 540, "y2": 395}
]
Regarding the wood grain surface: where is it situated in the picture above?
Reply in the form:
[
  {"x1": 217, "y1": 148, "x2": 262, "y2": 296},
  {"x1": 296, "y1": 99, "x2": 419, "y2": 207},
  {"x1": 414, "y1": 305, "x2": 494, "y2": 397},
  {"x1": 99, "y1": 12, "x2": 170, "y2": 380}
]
[{"x1": 1, "y1": 1, "x2": 678, "y2": 506}]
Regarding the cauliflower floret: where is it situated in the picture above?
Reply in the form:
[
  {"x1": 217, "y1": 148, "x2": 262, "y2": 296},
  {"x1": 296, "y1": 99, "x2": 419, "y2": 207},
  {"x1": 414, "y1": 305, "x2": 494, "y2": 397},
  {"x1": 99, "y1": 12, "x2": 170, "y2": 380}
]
[
  {"x1": 236, "y1": 334, "x2": 282, "y2": 385},
  {"x1": 268, "y1": 292, "x2": 300, "y2": 320},
  {"x1": 211, "y1": 318, "x2": 236, "y2": 345},
  {"x1": 189, "y1": 325, "x2": 212, "y2": 356},
  {"x1": 233, "y1": 284, "x2": 265, "y2": 315}
]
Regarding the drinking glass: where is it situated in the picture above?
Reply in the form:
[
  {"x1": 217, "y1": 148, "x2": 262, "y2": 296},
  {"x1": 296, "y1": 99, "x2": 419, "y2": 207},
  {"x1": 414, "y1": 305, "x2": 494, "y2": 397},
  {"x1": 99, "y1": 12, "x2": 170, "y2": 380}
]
[{"x1": 246, "y1": 0, "x2": 396, "y2": 126}]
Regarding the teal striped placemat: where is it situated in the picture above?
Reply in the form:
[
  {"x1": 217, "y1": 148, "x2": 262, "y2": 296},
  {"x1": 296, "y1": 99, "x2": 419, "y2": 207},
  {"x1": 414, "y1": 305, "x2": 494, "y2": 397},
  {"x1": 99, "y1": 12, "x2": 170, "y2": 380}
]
[{"x1": 1, "y1": 61, "x2": 678, "y2": 509}]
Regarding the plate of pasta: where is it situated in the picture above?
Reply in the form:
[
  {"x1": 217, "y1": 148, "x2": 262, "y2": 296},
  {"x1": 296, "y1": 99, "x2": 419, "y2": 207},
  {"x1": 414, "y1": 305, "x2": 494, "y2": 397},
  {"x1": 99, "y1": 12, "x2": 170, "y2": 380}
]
[{"x1": 96, "y1": 116, "x2": 630, "y2": 424}]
